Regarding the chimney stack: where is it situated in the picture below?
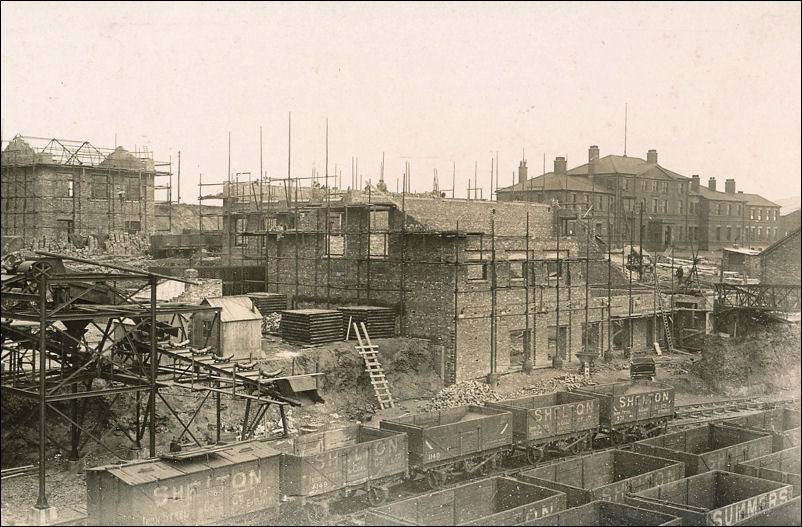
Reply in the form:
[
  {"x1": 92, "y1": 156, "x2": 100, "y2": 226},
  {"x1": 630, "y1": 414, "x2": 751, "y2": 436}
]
[
  {"x1": 647, "y1": 149, "x2": 658, "y2": 164},
  {"x1": 518, "y1": 159, "x2": 528, "y2": 185},
  {"x1": 708, "y1": 177, "x2": 717, "y2": 191},
  {"x1": 725, "y1": 178, "x2": 735, "y2": 194},
  {"x1": 554, "y1": 157, "x2": 567, "y2": 175},
  {"x1": 691, "y1": 174, "x2": 700, "y2": 191},
  {"x1": 588, "y1": 145, "x2": 600, "y2": 163}
]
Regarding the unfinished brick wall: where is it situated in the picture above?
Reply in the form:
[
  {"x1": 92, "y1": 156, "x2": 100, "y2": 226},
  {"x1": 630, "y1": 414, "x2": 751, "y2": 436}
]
[
  {"x1": 1, "y1": 163, "x2": 156, "y2": 244},
  {"x1": 760, "y1": 229, "x2": 801, "y2": 285},
  {"x1": 222, "y1": 199, "x2": 657, "y2": 383}
]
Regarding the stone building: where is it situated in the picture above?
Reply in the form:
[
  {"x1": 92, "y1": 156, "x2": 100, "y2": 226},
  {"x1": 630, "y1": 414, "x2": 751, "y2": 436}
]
[
  {"x1": 498, "y1": 146, "x2": 781, "y2": 252},
  {"x1": 0, "y1": 135, "x2": 172, "y2": 244}
]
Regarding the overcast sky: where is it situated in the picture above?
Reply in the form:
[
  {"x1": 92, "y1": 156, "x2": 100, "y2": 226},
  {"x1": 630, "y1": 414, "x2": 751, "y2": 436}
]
[{"x1": 2, "y1": 1, "x2": 800, "y2": 203}]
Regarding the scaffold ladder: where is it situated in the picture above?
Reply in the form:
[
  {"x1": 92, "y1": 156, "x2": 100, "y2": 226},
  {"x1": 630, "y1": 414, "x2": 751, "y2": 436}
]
[
  {"x1": 353, "y1": 321, "x2": 395, "y2": 410},
  {"x1": 656, "y1": 283, "x2": 674, "y2": 353}
]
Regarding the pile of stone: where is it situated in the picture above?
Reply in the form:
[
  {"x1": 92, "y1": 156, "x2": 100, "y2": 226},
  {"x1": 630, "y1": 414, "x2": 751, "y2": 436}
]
[
  {"x1": 424, "y1": 374, "x2": 590, "y2": 411},
  {"x1": 424, "y1": 380, "x2": 505, "y2": 411},
  {"x1": 262, "y1": 313, "x2": 282, "y2": 335}
]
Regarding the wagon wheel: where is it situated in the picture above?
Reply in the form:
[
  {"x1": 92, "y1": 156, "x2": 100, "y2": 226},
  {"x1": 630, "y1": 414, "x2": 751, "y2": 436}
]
[
  {"x1": 569, "y1": 437, "x2": 587, "y2": 455},
  {"x1": 525, "y1": 446, "x2": 545, "y2": 464},
  {"x1": 305, "y1": 502, "x2": 328, "y2": 524},
  {"x1": 425, "y1": 470, "x2": 444, "y2": 490},
  {"x1": 611, "y1": 430, "x2": 628, "y2": 445},
  {"x1": 367, "y1": 485, "x2": 390, "y2": 506}
]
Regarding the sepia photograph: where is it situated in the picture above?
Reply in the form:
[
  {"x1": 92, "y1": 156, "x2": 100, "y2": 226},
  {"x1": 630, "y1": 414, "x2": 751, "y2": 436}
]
[{"x1": 1, "y1": 2, "x2": 800, "y2": 525}]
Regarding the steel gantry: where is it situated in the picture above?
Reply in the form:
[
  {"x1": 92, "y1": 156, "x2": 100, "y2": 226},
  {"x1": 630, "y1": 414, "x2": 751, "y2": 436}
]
[{"x1": 1, "y1": 252, "x2": 321, "y2": 519}]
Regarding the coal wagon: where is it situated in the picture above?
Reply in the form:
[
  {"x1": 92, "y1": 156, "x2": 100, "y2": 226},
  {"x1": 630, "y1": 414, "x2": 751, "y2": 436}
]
[
  {"x1": 485, "y1": 391, "x2": 599, "y2": 463},
  {"x1": 276, "y1": 424, "x2": 407, "y2": 521},
  {"x1": 86, "y1": 441, "x2": 281, "y2": 526},
  {"x1": 380, "y1": 405, "x2": 512, "y2": 489},
  {"x1": 573, "y1": 381, "x2": 674, "y2": 444}
]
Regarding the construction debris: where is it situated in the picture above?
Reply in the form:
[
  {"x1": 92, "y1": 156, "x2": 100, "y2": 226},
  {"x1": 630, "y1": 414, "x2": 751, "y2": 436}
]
[{"x1": 423, "y1": 374, "x2": 589, "y2": 411}]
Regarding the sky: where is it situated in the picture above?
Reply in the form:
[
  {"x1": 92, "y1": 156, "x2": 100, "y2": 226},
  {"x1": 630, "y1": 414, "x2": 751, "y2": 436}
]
[{"x1": 1, "y1": 1, "x2": 800, "y2": 203}]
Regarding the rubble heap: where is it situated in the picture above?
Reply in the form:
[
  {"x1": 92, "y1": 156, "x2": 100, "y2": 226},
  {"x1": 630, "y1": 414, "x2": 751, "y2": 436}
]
[{"x1": 424, "y1": 374, "x2": 589, "y2": 411}]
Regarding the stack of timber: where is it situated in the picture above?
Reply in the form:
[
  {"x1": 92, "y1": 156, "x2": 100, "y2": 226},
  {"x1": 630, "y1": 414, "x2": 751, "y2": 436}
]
[
  {"x1": 247, "y1": 292, "x2": 287, "y2": 315},
  {"x1": 340, "y1": 306, "x2": 396, "y2": 339},
  {"x1": 280, "y1": 309, "x2": 342, "y2": 344}
]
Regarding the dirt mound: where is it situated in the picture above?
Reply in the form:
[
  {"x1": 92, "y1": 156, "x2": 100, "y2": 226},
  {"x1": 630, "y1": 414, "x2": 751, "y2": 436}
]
[{"x1": 691, "y1": 323, "x2": 801, "y2": 394}]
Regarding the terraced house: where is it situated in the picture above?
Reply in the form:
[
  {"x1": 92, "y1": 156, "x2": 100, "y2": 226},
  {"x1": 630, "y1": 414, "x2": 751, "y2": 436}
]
[{"x1": 498, "y1": 146, "x2": 780, "y2": 251}]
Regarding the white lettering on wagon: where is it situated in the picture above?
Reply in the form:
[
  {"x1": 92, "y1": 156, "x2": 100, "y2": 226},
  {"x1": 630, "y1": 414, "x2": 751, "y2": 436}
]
[{"x1": 708, "y1": 488, "x2": 790, "y2": 525}]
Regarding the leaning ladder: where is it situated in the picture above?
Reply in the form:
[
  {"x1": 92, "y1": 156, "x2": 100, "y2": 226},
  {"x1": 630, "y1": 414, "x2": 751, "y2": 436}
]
[
  {"x1": 655, "y1": 282, "x2": 674, "y2": 353},
  {"x1": 353, "y1": 321, "x2": 395, "y2": 410}
]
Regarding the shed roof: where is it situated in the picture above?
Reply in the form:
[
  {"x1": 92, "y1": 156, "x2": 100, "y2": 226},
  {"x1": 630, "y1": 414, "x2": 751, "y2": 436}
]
[{"x1": 201, "y1": 295, "x2": 263, "y2": 322}]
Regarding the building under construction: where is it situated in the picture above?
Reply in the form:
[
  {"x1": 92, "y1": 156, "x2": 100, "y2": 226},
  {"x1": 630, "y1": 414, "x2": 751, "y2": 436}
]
[
  {"x1": 211, "y1": 172, "x2": 709, "y2": 384},
  {"x1": 1, "y1": 135, "x2": 174, "y2": 245}
]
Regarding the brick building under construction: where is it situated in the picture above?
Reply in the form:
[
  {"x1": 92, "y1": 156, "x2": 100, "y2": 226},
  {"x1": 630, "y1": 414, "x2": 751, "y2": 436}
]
[
  {"x1": 1, "y1": 135, "x2": 173, "y2": 244},
  {"x1": 215, "y1": 180, "x2": 705, "y2": 383}
]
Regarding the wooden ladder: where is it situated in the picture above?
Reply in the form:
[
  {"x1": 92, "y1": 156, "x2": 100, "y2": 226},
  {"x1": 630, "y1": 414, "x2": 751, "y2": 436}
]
[
  {"x1": 655, "y1": 282, "x2": 674, "y2": 353},
  {"x1": 353, "y1": 321, "x2": 394, "y2": 410}
]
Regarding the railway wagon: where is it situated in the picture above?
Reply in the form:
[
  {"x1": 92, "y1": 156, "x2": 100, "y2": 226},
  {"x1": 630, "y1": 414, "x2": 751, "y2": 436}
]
[
  {"x1": 485, "y1": 391, "x2": 599, "y2": 463},
  {"x1": 85, "y1": 441, "x2": 281, "y2": 526},
  {"x1": 380, "y1": 405, "x2": 512, "y2": 489},
  {"x1": 633, "y1": 423, "x2": 773, "y2": 477},
  {"x1": 723, "y1": 408, "x2": 801, "y2": 452},
  {"x1": 517, "y1": 449, "x2": 685, "y2": 508},
  {"x1": 625, "y1": 470, "x2": 795, "y2": 526},
  {"x1": 276, "y1": 425, "x2": 407, "y2": 519},
  {"x1": 369, "y1": 477, "x2": 567, "y2": 526},
  {"x1": 734, "y1": 448, "x2": 801, "y2": 496},
  {"x1": 573, "y1": 381, "x2": 674, "y2": 443},
  {"x1": 518, "y1": 500, "x2": 682, "y2": 526}
]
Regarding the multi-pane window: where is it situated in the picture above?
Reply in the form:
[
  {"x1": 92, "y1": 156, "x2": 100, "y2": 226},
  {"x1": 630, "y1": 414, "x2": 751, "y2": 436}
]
[
  {"x1": 726, "y1": 226, "x2": 731, "y2": 241},
  {"x1": 716, "y1": 226, "x2": 721, "y2": 241},
  {"x1": 717, "y1": 204, "x2": 722, "y2": 216},
  {"x1": 736, "y1": 227, "x2": 741, "y2": 241},
  {"x1": 651, "y1": 199, "x2": 658, "y2": 213},
  {"x1": 737, "y1": 204, "x2": 742, "y2": 216},
  {"x1": 758, "y1": 227, "x2": 762, "y2": 239},
  {"x1": 750, "y1": 208, "x2": 754, "y2": 220},
  {"x1": 622, "y1": 178, "x2": 630, "y2": 191},
  {"x1": 641, "y1": 181, "x2": 648, "y2": 192},
  {"x1": 124, "y1": 221, "x2": 141, "y2": 233},
  {"x1": 727, "y1": 204, "x2": 731, "y2": 216},
  {"x1": 678, "y1": 201, "x2": 683, "y2": 215}
]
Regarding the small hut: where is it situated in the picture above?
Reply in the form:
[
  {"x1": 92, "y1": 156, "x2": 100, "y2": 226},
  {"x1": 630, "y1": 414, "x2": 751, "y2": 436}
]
[{"x1": 191, "y1": 296, "x2": 262, "y2": 360}]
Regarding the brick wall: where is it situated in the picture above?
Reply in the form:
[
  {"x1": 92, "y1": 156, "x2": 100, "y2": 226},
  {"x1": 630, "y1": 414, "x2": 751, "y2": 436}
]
[
  {"x1": 1, "y1": 164, "x2": 156, "y2": 243},
  {"x1": 761, "y1": 230, "x2": 801, "y2": 285}
]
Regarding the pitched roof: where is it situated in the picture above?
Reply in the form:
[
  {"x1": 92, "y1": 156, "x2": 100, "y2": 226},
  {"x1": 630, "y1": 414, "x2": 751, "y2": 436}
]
[
  {"x1": 566, "y1": 154, "x2": 685, "y2": 180},
  {"x1": 201, "y1": 296, "x2": 263, "y2": 322},
  {"x1": 691, "y1": 185, "x2": 743, "y2": 202},
  {"x1": 736, "y1": 193, "x2": 780, "y2": 207},
  {"x1": 498, "y1": 173, "x2": 613, "y2": 194}
]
